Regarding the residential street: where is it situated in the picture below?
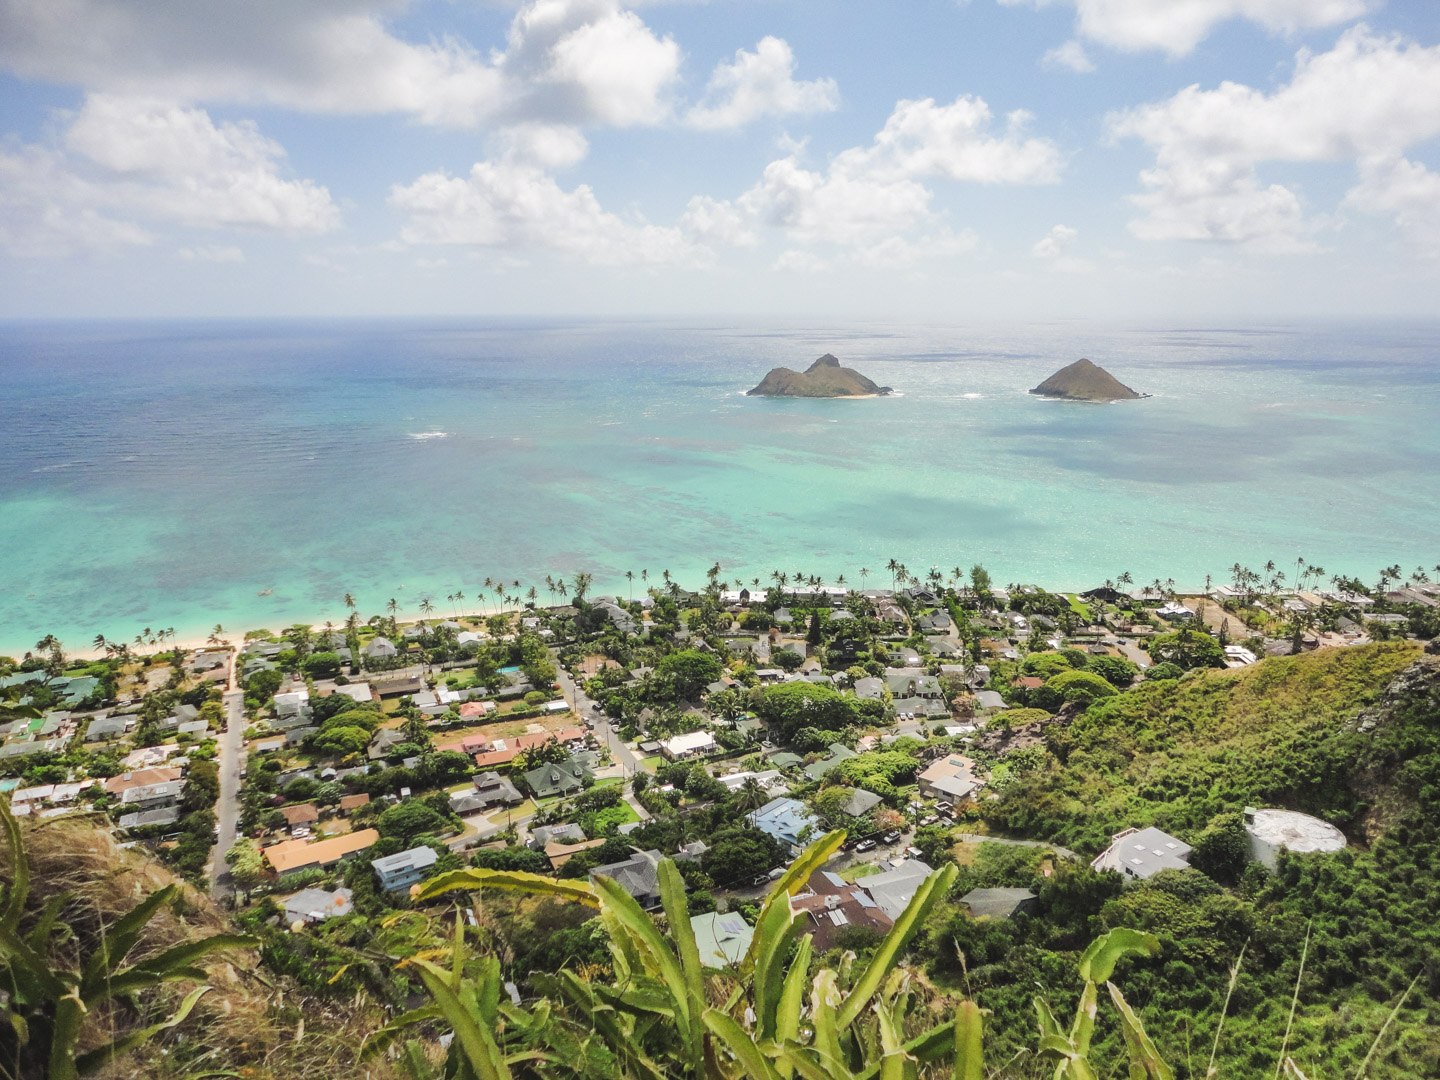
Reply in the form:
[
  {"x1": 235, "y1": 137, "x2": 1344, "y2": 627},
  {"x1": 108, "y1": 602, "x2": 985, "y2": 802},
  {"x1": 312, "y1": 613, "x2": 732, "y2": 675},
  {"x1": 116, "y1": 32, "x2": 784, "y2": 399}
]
[
  {"x1": 208, "y1": 679, "x2": 246, "y2": 898},
  {"x1": 556, "y1": 661, "x2": 641, "y2": 774}
]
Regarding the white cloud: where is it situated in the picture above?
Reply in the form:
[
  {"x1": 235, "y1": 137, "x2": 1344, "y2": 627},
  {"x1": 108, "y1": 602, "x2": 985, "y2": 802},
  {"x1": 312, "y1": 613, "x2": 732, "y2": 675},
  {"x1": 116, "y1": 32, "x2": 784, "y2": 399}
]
[
  {"x1": 1032, "y1": 224, "x2": 1078, "y2": 257},
  {"x1": 731, "y1": 94, "x2": 1061, "y2": 250},
  {"x1": 178, "y1": 245, "x2": 245, "y2": 262},
  {"x1": 390, "y1": 157, "x2": 701, "y2": 266},
  {"x1": 1001, "y1": 0, "x2": 1371, "y2": 57},
  {"x1": 1109, "y1": 28, "x2": 1440, "y2": 250},
  {"x1": 0, "y1": 0, "x2": 681, "y2": 130},
  {"x1": 0, "y1": 95, "x2": 338, "y2": 256},
  {"x1": 686, "y1": 37, "x2": 839, "y2": 130},
  {"x1": 1345, "y1": 156, "x2": 1440, "y2": 257},
  {"x1": 1041, "y1": 40, "x2": 1095, "y2": 73},
  {"x1": 680, "y1": 195, "x2": 759, "y2": 247}
]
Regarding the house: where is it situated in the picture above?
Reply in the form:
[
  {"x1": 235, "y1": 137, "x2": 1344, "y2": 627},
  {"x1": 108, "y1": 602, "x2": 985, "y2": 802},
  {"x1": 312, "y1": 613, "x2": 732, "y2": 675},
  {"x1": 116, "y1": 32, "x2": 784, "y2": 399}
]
[
  {"x1": 118, "y1": 806, "x2": 181, "y2": 830},
  {"x1": 338, "y1": 793, "x2": 371, "y2": 815},
  {"x1": 368, "y1": 728, "x2": 409, "y2": 761},
  {"x1": 718, "y1": 770, "x2": 784, "y2": 794},
  {"x1": 120, "y1": 780, "x2": 185, "y2": 810},
  {"x1": 529, "y1": 823, "x2": 586, "y2": 850},
  {"x1": 265, "y1": 829, "x2": 379, "y2": 877},
  {"x1": 1157, "y1": 601, "x2": 1194, "y2": 622},
  {"x1": 804, "y1": 743, "x2": 857, "y2": 781},
  {"x1": 472, "y1": 728, "x2": 587, "y2": 769},
  {"x1": 748, "y1": 797, "x2": 819, "y2": 855},
  {"x1": 274, "y1": 690, "x2": 310, "y2": 718},
  {"x1": 852, "y1": 677, "x2": 885, "y2": 701},
  {"x1": 253, "y1": 737, "x2": 285, "y2": 754},
  {"x1": 918, "y1": 756, "x2": 982, "y2": 805},
  {"x1": 472, "y1": 771, "x2": 523, "y2": 806},
  {"x1": 768, "y1": 751, "x2": 803, "y2": 770},
  {"x1": 177, "y1": 719, "x2": 210, "y2": 738},
  {"x1": 840, "y1": 788, "x2": 883, "y2": 818},
  {"x1": 591, "y1": 599, "x2": 637, "y2": 635},
  {"x1": 457, "y1": 631, "x2": 485, "y2": 651},
  {"x1": 974, "y1": 690, "x2": 1008, "y2": 711},
  {"x1": 278, "y1": 803, "x2": 320, "y2": 830},
  {"x1": 284, "y1": 887, "x2": 355, "y2": 924},
  {"x1": 1090, "y1": 826, "x2": 1192, "y2": 880},
  {"x1": 523, "y1": 759, "x2": 593, "y2": 800},
  {"x1": 588, "y1": 849, "x2": 663, "y2": 908},
  {"x1": 1011, "y1": 676, "x2": 1044, "y2": 691},
  {"x1": 284, "y1": 726, "x2": 317, "y2": 747},
  {"x1": 1223, "y1": 645, "x2": 1258, "y2": 668},
  {"x1": 330, "y1": 682, "x2": 374, "y2": 704},
  {"x1": 961, "y1": 887, "x2": 1038, "y2": 919},
  {"x1": 792, "y1": 870, "x2": 894, "y2": 951},
  {"x1": 86, "y1": 716, "x2": 129, "y2": 741},
  {"x1": 690, "y1": 911, "x2": 754, "y2": 967},
  {"x1": 104, "y1": 767, "x2": 182, "y2": 798},
  {"x1": 362, "y1": 637, "x2": 398, "y2": 659},
  {"x1": 660, "y1": 730, "x2": 716, "y2": 761},
  {"x1": 371, "y1": 846, "x2": 440, "y2": 892},
  {"x1": 546, "y1": 838, "x2": 606, "y2": 869},
  {"x1": 861, "y1": 859, "x2": 934, "y2": 919}
]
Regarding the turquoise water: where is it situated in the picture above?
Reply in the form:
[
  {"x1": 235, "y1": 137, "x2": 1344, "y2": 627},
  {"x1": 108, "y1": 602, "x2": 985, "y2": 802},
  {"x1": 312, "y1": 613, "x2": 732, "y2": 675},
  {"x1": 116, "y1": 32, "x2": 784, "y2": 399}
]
[{"x1": 1, "y1": 318, "x2": 1437, "y2": 654}]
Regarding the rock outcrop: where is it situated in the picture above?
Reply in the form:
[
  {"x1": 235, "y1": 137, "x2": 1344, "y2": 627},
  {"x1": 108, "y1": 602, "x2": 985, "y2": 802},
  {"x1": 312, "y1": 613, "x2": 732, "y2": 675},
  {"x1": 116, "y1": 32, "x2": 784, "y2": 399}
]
[
  {"x1": 747, "y1": 354, "x2": 892, "y2": 398},
  {"x1": 1030, "y1": 358, "x2": 1143, "y2": 402}
]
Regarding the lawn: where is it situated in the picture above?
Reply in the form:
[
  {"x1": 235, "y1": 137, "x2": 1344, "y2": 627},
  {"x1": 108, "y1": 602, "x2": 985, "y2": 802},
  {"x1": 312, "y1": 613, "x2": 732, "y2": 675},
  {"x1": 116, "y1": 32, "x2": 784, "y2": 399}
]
[{"x1": 639, "y1": 755, "x2": 664, "y2": 772}]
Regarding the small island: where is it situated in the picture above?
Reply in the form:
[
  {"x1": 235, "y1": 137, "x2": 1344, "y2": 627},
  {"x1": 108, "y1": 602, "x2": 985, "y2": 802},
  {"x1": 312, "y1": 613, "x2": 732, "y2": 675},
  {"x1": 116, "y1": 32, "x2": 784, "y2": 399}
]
[
  {"x1": 1030, "y1": 358, "x2": 1144, "y2": 402},
  {"x1": 747, "y1": 354, "x2": 892, "y2": 398}
]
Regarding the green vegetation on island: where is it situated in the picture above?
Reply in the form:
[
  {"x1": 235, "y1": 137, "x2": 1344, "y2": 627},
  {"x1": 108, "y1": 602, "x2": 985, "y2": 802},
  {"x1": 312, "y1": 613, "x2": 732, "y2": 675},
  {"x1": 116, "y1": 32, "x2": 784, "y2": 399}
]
[
  {"x1": 1030, "y1": 357, "x2": 1144, "y2": 401},
  {"x1": 747, "y1": 353, "x2": 892, "y2": 397}
]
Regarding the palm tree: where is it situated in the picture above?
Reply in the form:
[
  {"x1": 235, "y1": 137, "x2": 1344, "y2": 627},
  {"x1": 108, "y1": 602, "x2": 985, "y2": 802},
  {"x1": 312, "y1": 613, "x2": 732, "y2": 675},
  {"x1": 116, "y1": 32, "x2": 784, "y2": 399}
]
[
  {"x1": 343, "y1": 592, "x2": 356, "y2": 612},
  {"x1": 420, "y1": 596, "x2": 435, "y2": 619},
  {"x1": 859, "y1": 566, "x2": 870, "y2": 589},
  {"x1": 572, "y1": 571, "x2": 593, "y2": 602},
  {"x1": 91, "y1": 634, "x2": 107, "y2": 654},
  {"x1": 208, "y1": 624, "x2": 227, "y2": 646},
  {"x1": 886, "y1": 557, "x2": 899, "y2": 591},
  {"x1": 734, "y1": 776, "x2": 767, "y2": 813},
  {"x1": 625, "y1": 570, "x2": 634, "y2": 600}
]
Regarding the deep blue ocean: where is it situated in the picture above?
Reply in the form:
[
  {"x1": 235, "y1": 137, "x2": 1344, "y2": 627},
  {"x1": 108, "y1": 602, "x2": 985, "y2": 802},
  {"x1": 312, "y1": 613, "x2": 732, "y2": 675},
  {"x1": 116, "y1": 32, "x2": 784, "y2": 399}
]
[{"x1": 2, "y1": 318, "x2": 1437, "y2": 653}]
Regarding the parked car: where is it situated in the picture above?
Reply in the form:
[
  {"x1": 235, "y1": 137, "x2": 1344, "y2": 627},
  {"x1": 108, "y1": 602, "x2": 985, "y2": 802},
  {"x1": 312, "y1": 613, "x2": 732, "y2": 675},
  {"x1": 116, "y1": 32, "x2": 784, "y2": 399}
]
[
  {"x1": 767, "y1": 867, "x2": 785, "y2": 880},
  {"x1": 751, "y1": 873, "x2": 770, "y2": 886},
  {"x1": 854, "y1": 839, "x2": 877, "y2": 853},
  {"x1": 882, "y1": 831, "x2": 901, "y2": 844}
]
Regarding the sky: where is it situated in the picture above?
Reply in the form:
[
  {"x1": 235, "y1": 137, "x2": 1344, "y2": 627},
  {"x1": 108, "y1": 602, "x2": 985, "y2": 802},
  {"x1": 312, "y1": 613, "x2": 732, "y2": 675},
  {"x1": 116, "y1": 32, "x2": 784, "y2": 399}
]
[{"x1": 0, "y1": 0, "x2": 1438, "y2": 320}]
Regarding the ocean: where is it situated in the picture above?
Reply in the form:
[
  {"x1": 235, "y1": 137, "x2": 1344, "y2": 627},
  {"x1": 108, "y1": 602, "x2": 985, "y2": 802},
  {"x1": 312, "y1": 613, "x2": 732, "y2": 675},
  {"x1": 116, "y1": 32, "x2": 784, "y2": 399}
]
[{"x1": 2, "y1": 317, "x2": 1437, "y2": 654}]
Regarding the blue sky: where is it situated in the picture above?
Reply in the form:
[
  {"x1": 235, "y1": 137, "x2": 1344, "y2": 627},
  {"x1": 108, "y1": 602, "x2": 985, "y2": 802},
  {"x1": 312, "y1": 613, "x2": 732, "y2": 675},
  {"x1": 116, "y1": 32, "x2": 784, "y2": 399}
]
[{"x1": 1, "y1": 0, "x2": 1437, "y2": 319}]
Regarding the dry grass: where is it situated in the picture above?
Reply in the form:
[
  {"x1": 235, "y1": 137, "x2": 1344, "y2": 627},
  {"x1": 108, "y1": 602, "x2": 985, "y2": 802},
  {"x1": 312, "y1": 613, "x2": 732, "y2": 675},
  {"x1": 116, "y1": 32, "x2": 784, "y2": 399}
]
[{"x1": 2, "y1": 813, "x2": 402, "y2": 1080}]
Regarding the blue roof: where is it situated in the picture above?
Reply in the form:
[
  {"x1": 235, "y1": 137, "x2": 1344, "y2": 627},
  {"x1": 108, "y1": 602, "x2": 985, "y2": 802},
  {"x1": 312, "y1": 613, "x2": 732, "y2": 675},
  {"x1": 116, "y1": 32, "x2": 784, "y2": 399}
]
[{"x1": 748, "y1": 797, "x2": 817, "y2": 846}]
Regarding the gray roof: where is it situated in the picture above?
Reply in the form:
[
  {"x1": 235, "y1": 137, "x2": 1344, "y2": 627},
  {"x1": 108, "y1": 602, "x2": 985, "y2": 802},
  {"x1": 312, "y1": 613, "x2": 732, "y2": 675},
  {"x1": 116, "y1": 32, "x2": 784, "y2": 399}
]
[
  {"x1": 118, "y1": 806, "x2": 181, "y2": 830},
  {"x1": 1093, "y1": 827, "x2": 1192, "y2": 879},
  {"x1": 841, "y1": 788, "x2": 883, "y2": 817},
  {"x1": 120, "y1": 780, "x2": 184, "y2": 805},
  {"x1": 961, "y1": 887, "x2": 1038, "y2": 919},
  {"x1": 530, "y1": 823, "x2": 586, "y2": 848},
  {"x1": 589, "y1": 849, "x2": 663, "y2": 903},
  {"x1": 862, "y1": 859, "x2": 934, "y2": 919},
  {"x1": 371, "y1": 846, "x2": 439, "y2": 875}
]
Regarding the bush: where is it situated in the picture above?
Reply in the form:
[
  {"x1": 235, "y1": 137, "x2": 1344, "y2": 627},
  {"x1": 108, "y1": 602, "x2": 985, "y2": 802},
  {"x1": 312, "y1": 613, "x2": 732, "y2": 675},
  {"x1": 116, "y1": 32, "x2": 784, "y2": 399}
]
[{"x1": 302, "y1": 651, "x2": 343, "y2": 679}]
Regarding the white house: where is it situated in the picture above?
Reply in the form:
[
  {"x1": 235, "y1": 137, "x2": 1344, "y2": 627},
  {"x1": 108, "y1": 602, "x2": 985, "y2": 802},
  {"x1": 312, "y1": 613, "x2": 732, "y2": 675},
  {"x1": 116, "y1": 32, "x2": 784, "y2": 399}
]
[{"x1": 661, "y1": 730, "x2": 716, "y2": 761}]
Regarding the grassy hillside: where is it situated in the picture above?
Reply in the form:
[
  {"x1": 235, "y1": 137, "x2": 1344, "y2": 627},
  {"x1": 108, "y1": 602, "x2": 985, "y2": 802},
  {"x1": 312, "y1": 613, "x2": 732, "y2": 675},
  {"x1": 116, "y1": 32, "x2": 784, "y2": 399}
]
[
  {"x1": 987, "y1": 642, "x2": 1423, "y2": 852},
  {"x1": 932, "y1": 642, "x2": 1440, "y2": 1078}
]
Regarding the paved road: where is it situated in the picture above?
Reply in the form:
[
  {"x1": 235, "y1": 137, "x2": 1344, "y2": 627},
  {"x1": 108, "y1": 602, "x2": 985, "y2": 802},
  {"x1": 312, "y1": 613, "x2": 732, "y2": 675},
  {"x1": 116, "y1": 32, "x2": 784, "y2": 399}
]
[
  {"x1": 208, "y1": 686, "x2": 246, "y2": 898},
  {"x1": 556, "y1": 662, "x2": 641, "y2": 773}
]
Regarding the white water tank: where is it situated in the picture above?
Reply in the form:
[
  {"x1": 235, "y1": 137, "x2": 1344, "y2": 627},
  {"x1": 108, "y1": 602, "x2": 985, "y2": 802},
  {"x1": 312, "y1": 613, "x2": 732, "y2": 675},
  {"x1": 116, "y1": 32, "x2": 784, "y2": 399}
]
[{"x1": 1244, "y1": 808, "x2": 1346, "y2": 870}]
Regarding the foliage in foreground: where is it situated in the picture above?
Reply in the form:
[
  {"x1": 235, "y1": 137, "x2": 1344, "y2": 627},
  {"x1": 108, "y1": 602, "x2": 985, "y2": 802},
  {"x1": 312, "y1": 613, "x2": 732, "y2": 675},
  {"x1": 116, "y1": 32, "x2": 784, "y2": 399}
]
[{"x1": 360, "y1": 832, "x2": 1409, "y2": 1080}]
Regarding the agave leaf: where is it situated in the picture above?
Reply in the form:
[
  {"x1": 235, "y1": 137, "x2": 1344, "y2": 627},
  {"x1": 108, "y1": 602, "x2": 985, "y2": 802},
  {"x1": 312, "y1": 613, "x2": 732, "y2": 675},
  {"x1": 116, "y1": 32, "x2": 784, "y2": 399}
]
[
  {"x1": 703, "y1": 1008, "x2": 784, "y2": 1080},
  {"x1": 751, "y1": 889, "x2": 801, "y2": 1040},
  {"x1": 73, "y1": 984, "x2": 212, "y2": 1077},
  {"x1": 100, "y1": 935, "x2": 258, "y2": 1003},
  {"x1": 0, "y1": 921, "x2": 70, "y2": 1000},
  {"x1": 411, "y1": 958, "x2": 512, "y2": 1080},
  {"x1": 1107, "y1": 981, "x2": 1174, "y2": 1080},
  {"x1": 398, "y1": 1039, "x2": 443, "y2": 1080},
  {"x1": 811, "y1": 970, "x2": 845, "y2": 1073},
  {"x1": 770, "y1": 831, "x2": 849, "y2": 900},
  {"x1": 658, "y1": 859, "x2": 706, "y2": 1075},
  {"x1": 79, "y1": 884, "x2": 179, "y2": 996},
  {"x1": 1035, "y1": 996, "x2": 1064, "y2": 1041},
  {"x1": 853, "y1": 1020, "x2": 958, "y2": 1080},
  {"x1": 47, "y1": 991, "x2": 88, "y2": 1080},
  {"x1": 24, "y1": 892, "x2": 69, "y2": 954},
  {"x1": 1070, "y1": 979, "x2": 1099, "y2": 1056},
  {"x1": 412, "y1": 868, "x2": 599, "y2": 908},
  {"x1": 954, "y1": 1001, "x2": 983, "y2": 1080},
  {"x1": 775, "y1": 934, "x2": 814, "y2": 1078},
  {"x1": 360, "y1": 1004, "x2": 445, "y2": 1060},
  {"x1": 836, "y1": 863, "x2": 958, "y2": 1031},
  {"x1": 1079, "y1": 929, "x2": 1160, "y2": 985},
  {"x1": 775, "y1": 1044, "x2": 845, "y2": 1080},
  {"x1": 0, "y1": 799, "x2": 29, "y2": 935}
]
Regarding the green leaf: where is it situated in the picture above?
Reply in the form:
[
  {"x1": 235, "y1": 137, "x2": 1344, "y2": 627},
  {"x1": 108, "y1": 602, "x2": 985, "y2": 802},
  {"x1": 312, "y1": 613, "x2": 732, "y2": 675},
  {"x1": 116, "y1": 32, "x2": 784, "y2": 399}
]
[
  {"x1": 775, "y1": 933, "x2": 814, "y2": 1079},
  {"x1": 750, "y1": 889, "x2": 801, "y2": 1040},
  {"x1": 47, "y1": 992, "x2": 87, "y2": 1080},
  {"x1": 811, "y1": 969, "x2": 845, "y2": 1074},
  {"x1": 953, "y1": 1001, "x2": 983, "y2": 1080},
  {"x1": 703, "y1": 1008, "x2": 784, "y2": 1080},
  {"x1": 836, "y1": 863, "x2": 957, "y2": 1030},
  {"x1": 658, "y1": 859, "x2": 706, "y2": 1077},
  {"x1": 0, "y1": 799, "x2": 31, "y2": 936},
  {"x1": 411, "y1": 958, "x2": 512, "y2": 1080},
  {"x1": 360, "y1": 1004, "x2": 445, "y2": 1060},
  {"x1": 1079, "y1": 929, "x2": 1160, "y2": 985},
  {"x1": 1107, "y1": 981, "x2": 1174, "y2": 1080},
  {"x1": 412, "y1": 867, "x2": 599, "y2": 907},
  {"x1": 399, "y1": 1039, "x2": 443, "y2": 1080},
  {"x1": 100, "y1": 935, "x2": 257, "y2": 1003},
  {"x1": 1071, "y1": 979, "x2": 1099, "y2": 1056},
  {"x1": 80, "y1": 884, "x2": 179, "y2": 997},
  {"x1": 851, "y1": 1021, "x2": 959, "y2": 1080},
  {"x1": 73, "y1": 984, "x2": 212, "y2": 1076},
  {"x1": 769, "y1": 830, "x2": 848, "y2": 899}
]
